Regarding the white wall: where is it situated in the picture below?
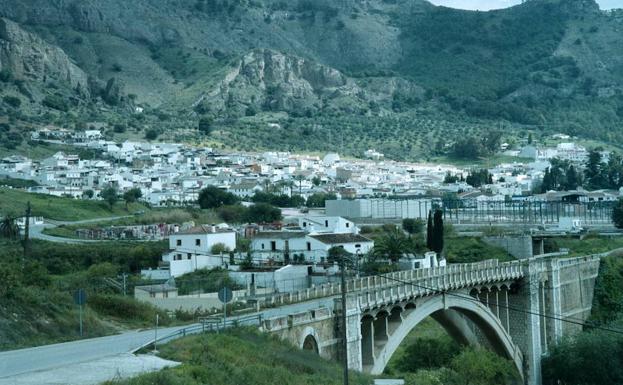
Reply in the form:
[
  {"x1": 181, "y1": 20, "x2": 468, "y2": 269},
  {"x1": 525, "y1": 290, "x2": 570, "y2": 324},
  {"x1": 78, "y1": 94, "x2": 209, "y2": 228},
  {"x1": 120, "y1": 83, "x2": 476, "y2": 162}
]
[
  {"x1": 169, "y1": 231, "x2": 236, "y2": 254},
  {"x1": 170, "y1": 254, "x2": 225, "y2": 277}
]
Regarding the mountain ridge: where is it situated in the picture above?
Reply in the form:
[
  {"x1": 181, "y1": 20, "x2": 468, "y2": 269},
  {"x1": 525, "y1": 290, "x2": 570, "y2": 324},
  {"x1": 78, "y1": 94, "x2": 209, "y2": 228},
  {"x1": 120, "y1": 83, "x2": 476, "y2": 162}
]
[{"x1": 0, "y1": 0, "x2": 622, "y2": 159}]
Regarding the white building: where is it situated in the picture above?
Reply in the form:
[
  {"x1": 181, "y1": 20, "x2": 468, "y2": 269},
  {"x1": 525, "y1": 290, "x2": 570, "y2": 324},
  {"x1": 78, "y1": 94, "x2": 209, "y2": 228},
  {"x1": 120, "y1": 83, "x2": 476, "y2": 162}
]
[
  {"x1": 163, "y1": 225, "x2": 237, "y2": 277},
  {"x1": 250, "y1": 230, "x2": 373, "y2": 264},
  {"x1": 167, "y1": 225, "x2": 236, "y2": 258},
  {"x1": 298, "y1": 216, "x2": 358, "y2": 234}
]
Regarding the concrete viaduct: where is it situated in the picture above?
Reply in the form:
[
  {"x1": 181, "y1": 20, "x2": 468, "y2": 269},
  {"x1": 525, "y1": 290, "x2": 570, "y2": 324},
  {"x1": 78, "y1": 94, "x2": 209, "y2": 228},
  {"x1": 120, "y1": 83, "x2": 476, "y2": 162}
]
[{"x1": 257, "y1": 255, "x2": 600, "y2": 385}]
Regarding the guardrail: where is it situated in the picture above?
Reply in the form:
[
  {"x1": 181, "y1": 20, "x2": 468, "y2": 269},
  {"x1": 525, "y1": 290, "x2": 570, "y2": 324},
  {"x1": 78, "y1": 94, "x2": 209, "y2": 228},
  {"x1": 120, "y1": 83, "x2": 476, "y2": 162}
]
[{"x1": 131, "y1": 314, "x2": 263, "y2": 353}]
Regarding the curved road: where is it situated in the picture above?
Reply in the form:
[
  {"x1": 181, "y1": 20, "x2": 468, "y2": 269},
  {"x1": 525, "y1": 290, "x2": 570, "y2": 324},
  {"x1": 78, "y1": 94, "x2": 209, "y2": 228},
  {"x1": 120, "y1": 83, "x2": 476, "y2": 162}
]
[
  {"x1": 0, "y1": 298, "x2": 336, "y2": 381},
  {"x1": 29, "y1": 216, "x2": 134, "y2": 244},
  {"x1": 0, "y1": 325, "x2": 193, "y2": 379}
]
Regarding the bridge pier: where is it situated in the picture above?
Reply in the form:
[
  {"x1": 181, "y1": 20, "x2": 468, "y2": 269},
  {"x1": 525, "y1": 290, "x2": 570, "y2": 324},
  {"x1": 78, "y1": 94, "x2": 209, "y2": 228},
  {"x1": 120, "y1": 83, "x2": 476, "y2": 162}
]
[{"x1": 508, "y1": 267, "x2": 543, "y2": 385}]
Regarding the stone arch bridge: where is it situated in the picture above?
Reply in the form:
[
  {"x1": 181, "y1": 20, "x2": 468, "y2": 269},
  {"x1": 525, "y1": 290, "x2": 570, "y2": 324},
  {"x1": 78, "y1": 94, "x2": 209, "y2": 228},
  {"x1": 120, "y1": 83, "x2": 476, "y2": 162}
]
[{"x1": 259, "y1": 255, "x2": 600, "y2": 385}]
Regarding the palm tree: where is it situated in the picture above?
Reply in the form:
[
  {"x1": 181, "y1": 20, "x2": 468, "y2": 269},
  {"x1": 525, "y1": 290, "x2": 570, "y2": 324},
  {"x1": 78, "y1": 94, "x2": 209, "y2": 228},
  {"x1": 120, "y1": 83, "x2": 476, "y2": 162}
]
[
  {"x1": 372, "y1": 229, "x2": 410, "y2": 263},
  {"x1": 0, "y1": 216, "x2": 20, "y2": 240}
]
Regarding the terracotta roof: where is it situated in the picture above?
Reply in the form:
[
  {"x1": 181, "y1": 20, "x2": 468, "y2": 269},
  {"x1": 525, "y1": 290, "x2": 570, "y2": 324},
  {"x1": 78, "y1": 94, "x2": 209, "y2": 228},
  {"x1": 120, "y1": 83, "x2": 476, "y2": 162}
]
[
  {"x1": 176, "y1": 225, "x2": 234, "y2": 235},
  {"x1": 309, "y1": 233, "x2": 372, "y2": 244}
]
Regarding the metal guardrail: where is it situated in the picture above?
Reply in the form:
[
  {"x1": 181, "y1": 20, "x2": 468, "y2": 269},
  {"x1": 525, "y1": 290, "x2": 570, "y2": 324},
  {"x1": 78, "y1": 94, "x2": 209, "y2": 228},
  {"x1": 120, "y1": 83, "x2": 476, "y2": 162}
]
[{"x1": 131, "y1": 314, "x2": 264, "y2": 353}]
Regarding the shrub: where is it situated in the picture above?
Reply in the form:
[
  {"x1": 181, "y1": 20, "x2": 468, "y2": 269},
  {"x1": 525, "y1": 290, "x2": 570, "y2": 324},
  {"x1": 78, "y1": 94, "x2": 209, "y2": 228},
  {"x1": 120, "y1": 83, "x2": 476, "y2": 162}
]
[
  {"x1": 88, "y1": 294, "x2": 171, "y2": 325},
  {"x1": 42, "y1": 94, "x2": 68, "y2": 111},
  {"x1": 3, "y1": 96, "x2": 21, "y2": 108}
]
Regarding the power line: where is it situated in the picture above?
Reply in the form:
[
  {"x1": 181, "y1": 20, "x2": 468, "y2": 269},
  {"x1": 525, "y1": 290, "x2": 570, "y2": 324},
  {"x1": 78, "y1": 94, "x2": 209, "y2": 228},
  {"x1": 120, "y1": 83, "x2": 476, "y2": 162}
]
[{"x1": 348, "y1": 268, "x2": 623, "y2": 336}]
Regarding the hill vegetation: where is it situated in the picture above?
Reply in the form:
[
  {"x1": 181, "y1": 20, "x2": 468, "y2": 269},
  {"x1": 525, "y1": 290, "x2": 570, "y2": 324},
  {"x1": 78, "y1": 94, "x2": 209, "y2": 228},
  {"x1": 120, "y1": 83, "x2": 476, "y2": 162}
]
[
  {"x1": 0, "y1": 0, "x2": 622, "y2": 160},
  {"x1": 0, "y1": 239, "x2": 171, "y2": 350},
  {"x1": 105, "y1": 328, "x2": 373, "y2": 385}
]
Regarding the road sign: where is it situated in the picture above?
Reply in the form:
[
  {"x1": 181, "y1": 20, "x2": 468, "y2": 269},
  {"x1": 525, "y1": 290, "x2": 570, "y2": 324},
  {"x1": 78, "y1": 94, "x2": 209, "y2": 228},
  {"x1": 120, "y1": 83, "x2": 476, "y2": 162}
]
[
  {"x1": 218, "y1": 287, "x2": 233, "y2": 304},
  {"x1": 73, "y1": 289, "x2": 87, "y2": 305}
]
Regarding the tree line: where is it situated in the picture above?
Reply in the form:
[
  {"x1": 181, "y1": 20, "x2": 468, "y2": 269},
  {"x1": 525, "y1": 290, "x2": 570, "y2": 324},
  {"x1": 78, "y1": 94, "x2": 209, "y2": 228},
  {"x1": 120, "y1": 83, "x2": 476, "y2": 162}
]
[{"x1": 540, "y1": 148, "x2": 623, "y2": 192}]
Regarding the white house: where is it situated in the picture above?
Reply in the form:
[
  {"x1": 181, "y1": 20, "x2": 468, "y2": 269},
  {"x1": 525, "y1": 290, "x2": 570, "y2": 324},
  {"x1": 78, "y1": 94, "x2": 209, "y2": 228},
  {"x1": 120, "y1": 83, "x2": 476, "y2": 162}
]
[
  {"x1": 167, "y1": 225, "x2": 236, "y2": 258},
  {"x1": 250, "y1": 231, "x2": 309, "y2": 261},
  {"x1": 162, "y1": 225, "x2": 237, "y2": 277},
  {"x1": 298, "y1": 216, "x2": 358, "y2": 234},
  {"x1": 228, "y1": 181, "x2": 264, "y2": 198},
  {"x1": 306, "y1": 233, "x2": 374, "y2": 261},
  {"x1": 250, "y1": 231, "x2": 374, "y2": 264}
]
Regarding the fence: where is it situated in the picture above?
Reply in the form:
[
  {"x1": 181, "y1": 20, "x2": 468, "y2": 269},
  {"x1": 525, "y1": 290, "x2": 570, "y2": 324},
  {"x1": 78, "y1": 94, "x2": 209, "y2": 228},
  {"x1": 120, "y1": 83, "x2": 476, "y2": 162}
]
[{"x1": 441, "y1": 199, "x2": 615, "y2": 225}]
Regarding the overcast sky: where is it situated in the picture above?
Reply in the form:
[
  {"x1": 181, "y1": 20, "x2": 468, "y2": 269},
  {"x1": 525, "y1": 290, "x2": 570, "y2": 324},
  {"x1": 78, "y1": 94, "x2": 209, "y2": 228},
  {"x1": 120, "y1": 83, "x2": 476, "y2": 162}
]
[{"x1": 428, "y1": 0, "x2": 621, "y2": 11}]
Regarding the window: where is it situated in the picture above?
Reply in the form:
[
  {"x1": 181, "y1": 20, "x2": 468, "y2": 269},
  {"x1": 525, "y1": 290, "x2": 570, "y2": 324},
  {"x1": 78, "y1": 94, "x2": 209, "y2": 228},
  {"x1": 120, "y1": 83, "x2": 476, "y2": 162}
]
[
  {"x1": 355, "y1": 244, "x2": 361, "y2": 248},
  {"x1": 303, "y1": 222, "x2": 307, "y2": 227},
  {"x1": 187, "y1": 253, "x2": 192, "y2": 259},
  {"x1": 261, "y1": 243, "x2": 265, "y2": 250},
  {"x1": 346, "y1": 223, "x2": 350, "y2": 228},
  {"x1": 325, "y1": 220, "x2": 329, "y2": 227},
  {"x1": 307, "y1": 242, "x2": 311, "y2": 251},
  {"x1": 195, "y1": 239, "x2": 201, "y2": 246},
  {"x1": 271, "y1": 241, "x2": 277, "y2": 251},
  {"x1": 176, "y1": 239, "x2": 182, "y2": 246}
]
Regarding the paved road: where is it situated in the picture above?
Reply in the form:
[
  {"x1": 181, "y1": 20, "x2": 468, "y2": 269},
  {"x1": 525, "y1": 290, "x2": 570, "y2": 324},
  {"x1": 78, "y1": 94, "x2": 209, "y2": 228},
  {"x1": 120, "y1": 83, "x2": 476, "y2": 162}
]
[
  {"x1": 28, "y1": 215, "x2": 134, "y2": 244},
  {"x1": 0, "y1": 325, "x2": 193, "y2": 378},
  {"x1": 0, "y1": 297, "x2": 337, "y2": 379}
]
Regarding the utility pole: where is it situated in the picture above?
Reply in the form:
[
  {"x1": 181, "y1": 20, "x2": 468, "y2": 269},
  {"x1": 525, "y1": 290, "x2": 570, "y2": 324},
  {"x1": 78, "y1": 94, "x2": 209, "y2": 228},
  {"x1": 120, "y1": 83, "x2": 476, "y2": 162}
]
[
  {"x1": 340, "y1": 256, "x2": 349, "y2": 385},
  {"x1": 23, "y1": 201, "x2": 31, "y2": 265}
]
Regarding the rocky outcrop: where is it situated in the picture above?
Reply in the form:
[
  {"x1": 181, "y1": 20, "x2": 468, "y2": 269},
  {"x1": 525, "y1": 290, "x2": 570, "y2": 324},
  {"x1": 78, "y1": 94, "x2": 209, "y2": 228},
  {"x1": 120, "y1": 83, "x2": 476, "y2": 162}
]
[
  {"x1": 0, "y1": 17, "x2": 89, "y2": 95},
  {"x1": 197, "y1": 49, "x2": 367, "y2": 115}
]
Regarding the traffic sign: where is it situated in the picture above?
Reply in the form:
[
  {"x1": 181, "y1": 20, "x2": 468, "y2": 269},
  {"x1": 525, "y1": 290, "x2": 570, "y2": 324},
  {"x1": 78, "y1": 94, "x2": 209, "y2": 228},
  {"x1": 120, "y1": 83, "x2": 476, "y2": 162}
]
[{"x1": 218, "y1": 287, "x2": 233, "y2": 303}]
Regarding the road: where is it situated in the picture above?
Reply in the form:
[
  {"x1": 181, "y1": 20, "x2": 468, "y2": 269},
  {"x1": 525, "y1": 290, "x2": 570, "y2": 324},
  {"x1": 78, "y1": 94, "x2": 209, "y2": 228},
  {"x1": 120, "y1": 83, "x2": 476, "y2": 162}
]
[
  {"x1": 0, "y1": 324, "x2": 192, "y2": 378},
  {"x1": 0, "y1": 297, "x2": 337, "y2": 379},
  {"x1": 28, "y1": 215, "x2": 134, "y2": 244}
]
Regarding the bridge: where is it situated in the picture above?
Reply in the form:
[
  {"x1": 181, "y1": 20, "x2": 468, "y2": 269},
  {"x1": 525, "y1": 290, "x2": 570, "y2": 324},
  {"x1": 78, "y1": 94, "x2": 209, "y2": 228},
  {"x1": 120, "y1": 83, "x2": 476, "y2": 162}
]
[{"x1": 257, "y1": 255, "x2": 600, "y2": 385}]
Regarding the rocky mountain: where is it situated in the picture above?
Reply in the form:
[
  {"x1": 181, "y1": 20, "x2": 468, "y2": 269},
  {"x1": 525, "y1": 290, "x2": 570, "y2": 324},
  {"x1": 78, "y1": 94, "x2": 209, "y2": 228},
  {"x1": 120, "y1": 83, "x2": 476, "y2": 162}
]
[
  {"x1": 0, "y1": 0, "x2": 622, "y2": 159},
  {"x1": 0, "y1": 18, "x2": 88, "y2": 94}
]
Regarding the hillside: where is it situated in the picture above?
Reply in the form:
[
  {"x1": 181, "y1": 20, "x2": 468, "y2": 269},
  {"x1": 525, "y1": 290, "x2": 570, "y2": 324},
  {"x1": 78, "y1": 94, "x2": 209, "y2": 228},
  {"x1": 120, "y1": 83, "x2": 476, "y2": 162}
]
[
  {"x1": 105, "y1": 328, "x2": 373, "y2": 385},
  {"x1": 0, "y1": 0, "x2": 622, "y2": 160}
]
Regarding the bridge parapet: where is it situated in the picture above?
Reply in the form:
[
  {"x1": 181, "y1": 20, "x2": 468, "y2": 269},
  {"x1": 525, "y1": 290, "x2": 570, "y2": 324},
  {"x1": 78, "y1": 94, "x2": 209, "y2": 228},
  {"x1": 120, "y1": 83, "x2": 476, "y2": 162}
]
[{"x1": 261, "y1": 259, "x2": 527, "y2": 309}]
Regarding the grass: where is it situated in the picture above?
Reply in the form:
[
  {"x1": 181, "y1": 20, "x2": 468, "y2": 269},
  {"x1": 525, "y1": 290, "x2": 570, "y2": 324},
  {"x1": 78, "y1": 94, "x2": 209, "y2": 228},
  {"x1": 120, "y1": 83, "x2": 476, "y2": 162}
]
[
  {"x1": 0, "y1": 187, "x2": 151, "y2": 221},
  {"x1": 445, "y1": 236, "x2": 514, "y2": 263},
  {"x1": 104, "y1": 328, "x2": 373, "y2": 385},
  {"x1": 0, "y1": 142, "x2": 79, "y2": 160},
  {"x1": 0, "y1": 287, "x2": 116, "y2": 351},
  {"x1": 0, "y1": 237, "x2": 179, "y2": 351},
  {"x1": 553, "y1": 234, "x2": 623, "y2": 257}
]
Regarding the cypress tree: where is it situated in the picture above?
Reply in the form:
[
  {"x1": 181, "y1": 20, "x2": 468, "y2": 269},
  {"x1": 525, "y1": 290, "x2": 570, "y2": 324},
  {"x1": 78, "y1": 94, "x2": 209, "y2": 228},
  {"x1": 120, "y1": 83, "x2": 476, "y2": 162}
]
[
  {"x1": 432, "y1": 209, "x2": 444, "y2": 254},
  {"x1": 426, "y1": 210, "x2": 433, "y2": 250}
]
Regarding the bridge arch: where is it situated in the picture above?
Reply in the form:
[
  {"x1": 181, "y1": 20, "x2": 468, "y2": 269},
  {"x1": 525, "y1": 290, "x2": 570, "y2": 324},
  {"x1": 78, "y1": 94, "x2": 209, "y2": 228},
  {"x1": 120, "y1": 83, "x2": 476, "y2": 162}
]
[
  {"x1": 365, "y1": 293, "x2": 523, "y2": 378},
  {"x1": 299, "y1": 326, "x2": 321, "y2": 355}
]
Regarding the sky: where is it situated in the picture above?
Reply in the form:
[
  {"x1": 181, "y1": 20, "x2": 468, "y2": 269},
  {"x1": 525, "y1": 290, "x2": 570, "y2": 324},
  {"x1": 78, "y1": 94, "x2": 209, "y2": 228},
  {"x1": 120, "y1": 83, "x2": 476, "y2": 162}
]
[{"x1": 428, "y1": 0, "x2": 621, "y2": 11}]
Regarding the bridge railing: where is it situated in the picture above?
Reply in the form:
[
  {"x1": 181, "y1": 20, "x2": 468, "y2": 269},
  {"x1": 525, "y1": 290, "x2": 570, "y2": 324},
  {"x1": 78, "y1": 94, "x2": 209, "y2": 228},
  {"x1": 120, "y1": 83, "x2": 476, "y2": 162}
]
[{"x1": 260, "y1": 259, "x2": 527, "y2": 309}]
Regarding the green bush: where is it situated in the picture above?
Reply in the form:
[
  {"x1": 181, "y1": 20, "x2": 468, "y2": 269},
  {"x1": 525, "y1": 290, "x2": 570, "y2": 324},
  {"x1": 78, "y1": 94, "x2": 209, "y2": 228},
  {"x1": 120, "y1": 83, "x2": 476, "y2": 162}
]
[
  {"x1": 397, "y1": 336, "x2": 460, "y2": 372},
  {"x1": 88, "y1": 294, "x2": 171, "y2": 326},
  {"x1": 42, "y1": 94, "x2": 68, "y2": 111},
  {"x1": 3, "y1": 96, "x2": 21, "y2": 108}
]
